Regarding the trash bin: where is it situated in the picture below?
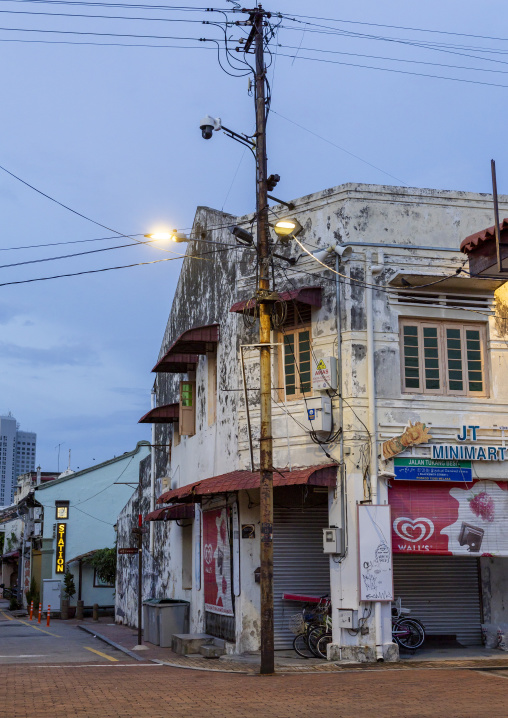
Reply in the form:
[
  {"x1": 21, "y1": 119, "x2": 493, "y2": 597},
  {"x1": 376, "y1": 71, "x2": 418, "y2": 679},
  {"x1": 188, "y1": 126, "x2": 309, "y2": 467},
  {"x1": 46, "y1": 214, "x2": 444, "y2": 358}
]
[{"x1": 142, "y1": 599, "x2": 190, "y2": 647}]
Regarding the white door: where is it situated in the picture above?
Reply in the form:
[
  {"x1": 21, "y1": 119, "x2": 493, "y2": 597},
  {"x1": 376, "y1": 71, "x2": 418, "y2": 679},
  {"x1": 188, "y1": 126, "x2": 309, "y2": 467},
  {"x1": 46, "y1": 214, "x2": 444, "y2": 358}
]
[{"x1": 42, "y1": 579, "x2": 62, "y2": 611}]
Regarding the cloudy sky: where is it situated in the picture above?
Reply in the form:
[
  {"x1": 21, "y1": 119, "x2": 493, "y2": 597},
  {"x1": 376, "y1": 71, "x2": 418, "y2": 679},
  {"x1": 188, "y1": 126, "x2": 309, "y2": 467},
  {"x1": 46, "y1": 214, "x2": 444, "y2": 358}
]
[{"x1": 0, "y1": 0, "x2": 507, "y2": 472}]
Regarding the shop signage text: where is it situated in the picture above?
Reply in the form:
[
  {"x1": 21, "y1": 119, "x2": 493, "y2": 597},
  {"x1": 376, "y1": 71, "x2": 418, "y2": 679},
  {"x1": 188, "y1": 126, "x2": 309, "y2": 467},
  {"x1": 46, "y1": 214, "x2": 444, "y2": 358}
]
[
  {"x1": 394, "y1": 457, "x2": 472, "y2": 482},
  {"x1": 433, "y1": 425, "x2": 508, "y2": 461},
  {"x1": 55, "y1": 522, "x2": 66, "y2": 574}
]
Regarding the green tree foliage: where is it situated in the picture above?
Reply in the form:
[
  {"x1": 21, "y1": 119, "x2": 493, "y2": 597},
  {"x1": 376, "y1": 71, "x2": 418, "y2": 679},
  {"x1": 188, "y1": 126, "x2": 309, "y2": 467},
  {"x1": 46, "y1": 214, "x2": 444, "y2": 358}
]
[
  {"x1": 63, "y1": 570, "x2": 76, "y2": 599},
  {"x1": 86, "y1": 547, "x2": 116, "y2": 586},
  {"x1": 25, "y1": 576, "x2": 40, "y2": 612}
]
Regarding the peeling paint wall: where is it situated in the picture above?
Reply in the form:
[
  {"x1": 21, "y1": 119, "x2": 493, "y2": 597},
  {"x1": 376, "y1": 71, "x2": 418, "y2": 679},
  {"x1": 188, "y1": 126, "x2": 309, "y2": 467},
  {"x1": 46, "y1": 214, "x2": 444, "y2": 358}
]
[{"x1": 117, "y1": 183, "x2": 508, "y2": 655}]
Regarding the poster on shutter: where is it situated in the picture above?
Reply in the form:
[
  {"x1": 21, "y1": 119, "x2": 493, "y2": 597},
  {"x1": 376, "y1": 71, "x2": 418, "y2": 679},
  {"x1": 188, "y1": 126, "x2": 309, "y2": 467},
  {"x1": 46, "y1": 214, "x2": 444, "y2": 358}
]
[
  {"x1": 358, "y1": 505, "x2": 394, "y2": 601},
  {"x1": 203, "y1": 507, "x2": 234, "y2": 616},
  {"x1": 390, "y1": 480, "x2": 508, "y2": 556}
]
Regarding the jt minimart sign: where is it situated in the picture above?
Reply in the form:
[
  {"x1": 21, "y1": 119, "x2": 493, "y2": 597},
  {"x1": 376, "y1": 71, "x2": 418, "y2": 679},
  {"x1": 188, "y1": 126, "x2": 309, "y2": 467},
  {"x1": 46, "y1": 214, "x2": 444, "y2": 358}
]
[
  {"x1": 432, "y1": 425, "x2": 508, "y2": 462},
  {"x1": 55, "y1": 522, "x2": 66, "y2": 574}
]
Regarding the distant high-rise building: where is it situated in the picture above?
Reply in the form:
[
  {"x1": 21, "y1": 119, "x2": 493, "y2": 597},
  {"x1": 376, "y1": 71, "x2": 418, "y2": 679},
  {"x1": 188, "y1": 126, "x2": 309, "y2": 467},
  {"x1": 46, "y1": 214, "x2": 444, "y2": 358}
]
[{"x1": 0, "y1": 413, "x2": 36, "y2": 507}]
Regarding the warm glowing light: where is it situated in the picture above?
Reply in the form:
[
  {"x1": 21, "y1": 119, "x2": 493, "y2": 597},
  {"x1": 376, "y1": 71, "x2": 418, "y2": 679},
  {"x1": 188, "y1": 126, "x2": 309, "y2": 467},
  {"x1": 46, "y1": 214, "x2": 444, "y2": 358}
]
[
  {"x1": 274, "y1": 218, "x2": 302, "y2": 238},
  {"x1": 145, "y1": 232, "x2": 173, "y2": 241}
]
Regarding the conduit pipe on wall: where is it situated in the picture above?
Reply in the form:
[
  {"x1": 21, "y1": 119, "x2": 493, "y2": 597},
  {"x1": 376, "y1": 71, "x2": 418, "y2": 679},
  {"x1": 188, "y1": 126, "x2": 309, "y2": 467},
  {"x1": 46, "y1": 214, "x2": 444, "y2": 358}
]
[
  {"x1": 149, "y1": 387, "x2": 156, "y2": 554},
  {"x1": 365, "y1": 249, "x2": 385, "y2": 661}
]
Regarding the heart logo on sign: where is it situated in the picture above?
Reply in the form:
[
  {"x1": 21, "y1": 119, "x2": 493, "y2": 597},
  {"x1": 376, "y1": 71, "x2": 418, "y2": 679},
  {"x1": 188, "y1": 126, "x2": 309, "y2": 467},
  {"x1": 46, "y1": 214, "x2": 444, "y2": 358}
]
[
  {"x1": 393, "y1": 517, "x2": 434, "y2": 543},
  {"x1": 204, "y1": 543, "x2": 213, "y2": 565}
]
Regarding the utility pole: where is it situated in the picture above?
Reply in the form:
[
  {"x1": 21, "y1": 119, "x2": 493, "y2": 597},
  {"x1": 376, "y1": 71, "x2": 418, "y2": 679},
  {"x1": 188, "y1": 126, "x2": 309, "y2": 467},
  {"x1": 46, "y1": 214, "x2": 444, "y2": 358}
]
[{"x1": 245, "y1": 4, "x2": 274, "y2": 676}]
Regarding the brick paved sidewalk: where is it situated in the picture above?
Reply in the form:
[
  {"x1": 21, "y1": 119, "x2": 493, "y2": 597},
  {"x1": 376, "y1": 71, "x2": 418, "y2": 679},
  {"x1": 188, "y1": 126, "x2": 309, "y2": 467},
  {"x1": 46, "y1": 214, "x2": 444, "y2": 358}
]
[
  {"x1": 69, "y1": 616, "x2": 508, "y2": 675},
  {"x1": 2, "y1": 663, "x2": 508, "y2": 718}
]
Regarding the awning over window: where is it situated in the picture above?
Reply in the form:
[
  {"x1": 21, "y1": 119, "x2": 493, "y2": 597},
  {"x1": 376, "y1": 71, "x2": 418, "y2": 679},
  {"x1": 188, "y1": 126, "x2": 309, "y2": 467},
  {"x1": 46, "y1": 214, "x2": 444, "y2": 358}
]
[
  {"x1": 1, "y1": 550, "x2": 19, "y2": 561},
  {"x1": 145, "y1": 504, "x2": 195, "y2": 522},
  {"x1": 138, "y1": 404, "x2": 179, "y2": 424},
  {"x1": 152, "y1": 353, "x2": 199, "y2": 374},
  {"x1": 229, "y1": 286, "x2": 322, "y2": 315},
  {"x1": 157, "y1": 464, "x2": 337, "y2": 505},
  {"x1": 152, "y1": 324, "x2": 220, "y2": 373}
]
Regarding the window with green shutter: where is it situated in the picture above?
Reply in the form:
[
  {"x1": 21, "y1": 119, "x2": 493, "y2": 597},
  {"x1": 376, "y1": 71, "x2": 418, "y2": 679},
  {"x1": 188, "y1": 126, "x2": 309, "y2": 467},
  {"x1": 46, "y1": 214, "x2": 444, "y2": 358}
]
[{"x1": 400, "y1": 320, "x2": 488, "y2": 397}]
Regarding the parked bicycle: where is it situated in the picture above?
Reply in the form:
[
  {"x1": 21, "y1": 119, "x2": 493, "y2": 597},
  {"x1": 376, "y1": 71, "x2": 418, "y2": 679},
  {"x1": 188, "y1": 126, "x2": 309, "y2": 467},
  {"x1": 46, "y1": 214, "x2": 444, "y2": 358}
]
[
  {"x1": 0, "y1": 584, "x2": 17, "y2": 601},
  {"x1": 391, "y1": 598, "x2": 425, "y2": 650},
  {"x1": 286, "y1": 594, "x2": 331, "y2": 659}
]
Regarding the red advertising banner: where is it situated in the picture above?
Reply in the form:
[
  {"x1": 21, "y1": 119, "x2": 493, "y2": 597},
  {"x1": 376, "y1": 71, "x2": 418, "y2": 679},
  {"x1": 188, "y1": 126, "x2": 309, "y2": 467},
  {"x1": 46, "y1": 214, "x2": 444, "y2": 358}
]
[
  {"x1": 203, "y1": 507, "x2": 234, "y2": 617},
  {"x1": 390, "y1": 480, "x2": 508, "y2": 556}
]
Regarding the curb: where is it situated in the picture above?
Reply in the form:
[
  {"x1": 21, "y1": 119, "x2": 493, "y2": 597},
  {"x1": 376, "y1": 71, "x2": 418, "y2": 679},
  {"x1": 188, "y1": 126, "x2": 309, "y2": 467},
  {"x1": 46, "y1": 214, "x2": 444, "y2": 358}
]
[{"x1": 77, "y1": 625, "x2": 148, "y2": 662}]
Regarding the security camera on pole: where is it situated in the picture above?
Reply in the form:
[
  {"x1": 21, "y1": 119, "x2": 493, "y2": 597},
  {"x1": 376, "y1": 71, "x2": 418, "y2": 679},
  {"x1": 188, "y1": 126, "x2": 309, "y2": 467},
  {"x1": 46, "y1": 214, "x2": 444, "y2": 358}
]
[{"x1": 200, "y1": 5, "x2": 275, "y2": 675}]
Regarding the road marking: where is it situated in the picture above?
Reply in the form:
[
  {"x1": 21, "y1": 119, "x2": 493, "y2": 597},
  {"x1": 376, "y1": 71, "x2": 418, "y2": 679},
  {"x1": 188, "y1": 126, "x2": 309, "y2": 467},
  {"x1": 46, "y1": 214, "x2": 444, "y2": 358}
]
[
  {"x1": 0, "y1": 611, "x2": 60, "y2": 637},
  {"x1": 0, "y1": 654, "x2": 47, "y2": 658},
  {"x1": 84, "y1": 647, "x2": 119, "y2": 661}
]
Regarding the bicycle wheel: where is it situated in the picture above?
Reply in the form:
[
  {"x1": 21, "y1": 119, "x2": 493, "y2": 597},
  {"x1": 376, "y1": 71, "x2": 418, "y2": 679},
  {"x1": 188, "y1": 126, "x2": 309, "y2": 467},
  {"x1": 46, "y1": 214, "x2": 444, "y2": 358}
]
[
  {"x1": 307, "y1": 625, "x2": 328, "y2": 658},
  {"x1": 315, "y1": 632, "x2": 332, "y2": 660},
  {"x1": 293, "y1": 632, "x2": 314, "y2": 659},
  {"x1": 393, "y1": 618, "x2": 425, "y2": 650}
]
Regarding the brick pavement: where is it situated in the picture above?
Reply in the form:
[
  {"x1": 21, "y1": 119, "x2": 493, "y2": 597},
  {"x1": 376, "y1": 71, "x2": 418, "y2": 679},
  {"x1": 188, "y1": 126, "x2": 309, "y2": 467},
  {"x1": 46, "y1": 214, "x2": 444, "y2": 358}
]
[{"x1": 1, "y1": 663, "x2": 508, "y2": 717}]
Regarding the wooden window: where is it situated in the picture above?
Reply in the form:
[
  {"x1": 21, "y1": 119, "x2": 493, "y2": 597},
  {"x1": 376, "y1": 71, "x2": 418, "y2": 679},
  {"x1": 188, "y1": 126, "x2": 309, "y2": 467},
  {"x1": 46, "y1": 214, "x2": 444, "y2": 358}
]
[
  {"x1": 400, "y1": 320, "x2": 488, "y2": 397},
  {"x1": 179, "y1": 380, "x2": 196, "y2": 436},
  {"x1": 278, "y1": 326, "x2": 312, "y2": 400}
]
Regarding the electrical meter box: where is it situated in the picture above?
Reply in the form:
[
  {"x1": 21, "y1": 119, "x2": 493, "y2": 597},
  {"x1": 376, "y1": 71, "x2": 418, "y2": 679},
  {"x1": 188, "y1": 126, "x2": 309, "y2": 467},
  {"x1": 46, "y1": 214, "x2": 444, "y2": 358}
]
[
  {"x1": 337, "y1": 609, "x2": 359, "y2": 630},
  {"x1": 312, "y1": 356, "x2": 337, "y2": 391},
  {"x1": 304, "y1": 396, "x2": 332, "y2": 433},
  {"x1": 322, "y1": 527, "x2": 343, "y2": 554}
]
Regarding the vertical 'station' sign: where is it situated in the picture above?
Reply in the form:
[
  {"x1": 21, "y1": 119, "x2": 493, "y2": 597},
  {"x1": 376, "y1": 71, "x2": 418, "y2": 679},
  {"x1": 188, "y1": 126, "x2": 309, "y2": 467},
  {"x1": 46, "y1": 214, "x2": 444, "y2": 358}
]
[{"x1": 55, "y1": 522, "x2": 66, "y2": 573}]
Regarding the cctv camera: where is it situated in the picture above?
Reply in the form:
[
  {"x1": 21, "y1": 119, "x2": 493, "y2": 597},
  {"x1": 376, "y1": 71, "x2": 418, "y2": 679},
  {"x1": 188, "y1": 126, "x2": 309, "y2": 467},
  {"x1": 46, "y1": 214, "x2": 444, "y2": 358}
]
[{"x1": 200, "y1": 115, "x2": 221, "y2": 140}]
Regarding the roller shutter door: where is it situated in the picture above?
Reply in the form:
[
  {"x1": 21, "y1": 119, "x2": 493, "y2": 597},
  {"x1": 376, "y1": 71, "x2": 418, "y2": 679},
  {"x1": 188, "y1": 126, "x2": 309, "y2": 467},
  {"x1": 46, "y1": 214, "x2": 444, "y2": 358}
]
[
  {"x1": 393, "y1": 555, "x2": 482, "y2": 646},
  {"x1": 273, "y1": 506, "x2": 330, "y2": 649}
]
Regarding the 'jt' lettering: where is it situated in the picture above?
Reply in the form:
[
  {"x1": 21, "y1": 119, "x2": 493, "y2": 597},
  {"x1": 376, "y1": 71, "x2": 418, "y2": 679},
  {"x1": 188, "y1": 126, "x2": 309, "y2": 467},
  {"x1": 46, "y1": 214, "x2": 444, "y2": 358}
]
[{"x1": 457, "y1": 425, "x2": 480, "y2": 441}]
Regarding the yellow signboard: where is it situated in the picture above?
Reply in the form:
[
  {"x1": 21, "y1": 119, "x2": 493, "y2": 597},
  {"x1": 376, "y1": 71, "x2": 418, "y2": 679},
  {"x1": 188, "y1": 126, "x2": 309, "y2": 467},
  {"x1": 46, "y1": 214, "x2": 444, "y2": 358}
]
[{"x1": 55, "y1": 522, "x2": 66, "y2": 574}]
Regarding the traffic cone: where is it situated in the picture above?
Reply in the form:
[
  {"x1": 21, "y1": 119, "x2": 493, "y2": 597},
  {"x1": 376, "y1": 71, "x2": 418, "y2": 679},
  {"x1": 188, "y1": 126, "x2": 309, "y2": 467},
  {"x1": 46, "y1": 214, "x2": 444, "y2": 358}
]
[
  {"x1": 29, "y1": 600, "x2": 33, "y2": 621},
  {"x1": 46, "y1": 605, "x2": 50, "y2": 627},
  {"x1": 38, "y1": 603, "x2": 42, "y2": 624}
]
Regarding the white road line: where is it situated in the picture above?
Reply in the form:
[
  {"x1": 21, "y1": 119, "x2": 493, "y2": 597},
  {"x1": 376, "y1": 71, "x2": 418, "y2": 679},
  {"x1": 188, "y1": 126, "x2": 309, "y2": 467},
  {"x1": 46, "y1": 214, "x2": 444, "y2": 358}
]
[
  {"x1": 0, "y1": 654, "x2": 47, "y2": 658},
  {"x1": 15, "y1": 663, "x2": 164, "y2": 668}
]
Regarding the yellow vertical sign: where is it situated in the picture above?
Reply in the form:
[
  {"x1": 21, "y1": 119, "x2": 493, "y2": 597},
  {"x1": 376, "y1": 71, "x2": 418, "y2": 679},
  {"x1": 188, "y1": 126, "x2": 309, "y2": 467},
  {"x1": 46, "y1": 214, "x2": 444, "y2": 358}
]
[{"x1": 55, "y1": 522, "x2": 66, "y2": 573}]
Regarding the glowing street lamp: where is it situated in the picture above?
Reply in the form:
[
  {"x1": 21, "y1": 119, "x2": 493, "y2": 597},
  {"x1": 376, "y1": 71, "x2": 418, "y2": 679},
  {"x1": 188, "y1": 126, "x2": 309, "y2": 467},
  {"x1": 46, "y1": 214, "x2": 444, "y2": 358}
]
[
  {"x1": 144, "y1": 231, "x2": 189, "y2": 243},
  {"x1": 273, "y1": 218, "x2": 303, "y2": 240}
]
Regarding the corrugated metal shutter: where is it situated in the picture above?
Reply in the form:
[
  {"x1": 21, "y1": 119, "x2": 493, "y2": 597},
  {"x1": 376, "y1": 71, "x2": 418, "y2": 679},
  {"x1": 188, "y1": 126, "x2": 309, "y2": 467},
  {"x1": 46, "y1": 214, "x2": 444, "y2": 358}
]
[
  {"x1": 393, "y1": 555, "x2": 482, "y2": 646},
  {"x1": 273, "y1": 506, "x2": 330, "y2": 649}
]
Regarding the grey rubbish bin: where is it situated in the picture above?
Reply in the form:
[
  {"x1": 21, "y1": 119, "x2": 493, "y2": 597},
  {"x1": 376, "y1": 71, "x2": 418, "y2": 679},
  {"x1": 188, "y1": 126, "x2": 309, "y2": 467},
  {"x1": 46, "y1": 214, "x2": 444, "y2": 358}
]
[{"x1": 142, "y1": 599, "x2": 190, "y2": 647}]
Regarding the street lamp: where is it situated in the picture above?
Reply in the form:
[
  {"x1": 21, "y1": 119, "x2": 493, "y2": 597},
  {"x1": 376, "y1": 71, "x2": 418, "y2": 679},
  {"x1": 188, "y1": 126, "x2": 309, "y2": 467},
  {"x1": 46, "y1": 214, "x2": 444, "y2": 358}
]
[
  {"x1": 273, "y1": 218, "x2": 303, "y2": 241},
  {"x1": 144, "y1": 231, "x2": 189, "y2": 243}
]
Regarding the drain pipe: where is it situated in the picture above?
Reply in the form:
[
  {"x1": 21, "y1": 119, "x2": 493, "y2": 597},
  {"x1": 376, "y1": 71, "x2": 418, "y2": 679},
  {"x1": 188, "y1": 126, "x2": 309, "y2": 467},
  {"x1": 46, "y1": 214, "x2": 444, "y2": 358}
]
[
  {"x1": 149, "y1": 386, "x2": 156, "y2": 554},
  {"x1": 365, "y1": 249, "x2": 385, "y2": 661}
]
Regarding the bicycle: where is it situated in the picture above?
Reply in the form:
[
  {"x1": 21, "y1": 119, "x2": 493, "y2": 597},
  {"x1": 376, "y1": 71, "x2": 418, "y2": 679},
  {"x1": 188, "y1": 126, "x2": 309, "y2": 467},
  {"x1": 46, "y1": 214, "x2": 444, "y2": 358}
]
[
  {"x1": 288, "y1": 595, "x2": 331, "y2": 659},
  {"x1": 391, "y1": 598, "x2": 425, "y2": 650}
]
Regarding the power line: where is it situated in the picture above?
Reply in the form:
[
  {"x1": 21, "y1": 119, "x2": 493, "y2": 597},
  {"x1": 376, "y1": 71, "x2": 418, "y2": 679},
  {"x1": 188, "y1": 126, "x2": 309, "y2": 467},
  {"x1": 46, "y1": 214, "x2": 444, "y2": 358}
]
[
  {"x1": 276, "y1": 42, "x2": 508, "y2": 76},
  {"x1": 0, "y1": 233, "x2": 144, "y2": 251},
  {"x1": 275, "y1": 51, "x2": 508, "y2": 89},
  {"x1": 271, "y1": 110, "x2": 408, "y2": 185},
  {"x1": 277, "y1": 11, "x2": 508, "y2": 43}
]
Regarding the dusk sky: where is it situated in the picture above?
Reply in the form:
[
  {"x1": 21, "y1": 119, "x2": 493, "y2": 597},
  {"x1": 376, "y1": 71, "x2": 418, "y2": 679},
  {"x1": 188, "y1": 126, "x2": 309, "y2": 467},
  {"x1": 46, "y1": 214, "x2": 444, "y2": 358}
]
[{"x1": 0, "y1": 0, "x2": 506, "y2": 473}]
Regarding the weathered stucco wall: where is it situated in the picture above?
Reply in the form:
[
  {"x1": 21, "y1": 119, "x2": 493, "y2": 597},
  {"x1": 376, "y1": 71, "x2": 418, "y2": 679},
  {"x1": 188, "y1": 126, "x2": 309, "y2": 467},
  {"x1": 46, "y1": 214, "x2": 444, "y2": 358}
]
[{"x1": 117, "y1": 182, "x2": 508, "y2": 655}]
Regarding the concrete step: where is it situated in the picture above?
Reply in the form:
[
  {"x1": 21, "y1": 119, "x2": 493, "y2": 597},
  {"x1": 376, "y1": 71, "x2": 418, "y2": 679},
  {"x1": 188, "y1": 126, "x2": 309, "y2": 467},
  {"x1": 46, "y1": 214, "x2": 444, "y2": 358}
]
[
  {"x1": 199, "y1": 643, "x2": 226, "y2": 659},
  {"x1": 171, "y1": 633, "x2": 214, "y2": 655}
]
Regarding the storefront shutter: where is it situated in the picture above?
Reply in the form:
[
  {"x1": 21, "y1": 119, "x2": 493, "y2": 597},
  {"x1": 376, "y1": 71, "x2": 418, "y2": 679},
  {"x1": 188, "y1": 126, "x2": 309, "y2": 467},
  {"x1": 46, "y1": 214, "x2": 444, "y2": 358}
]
[
  {"x1": 393, "y1": 555, "x2": 482, "y2": 646},
  {"x1": 273, "y1": 505, "x2": 330, "y2": 650}
]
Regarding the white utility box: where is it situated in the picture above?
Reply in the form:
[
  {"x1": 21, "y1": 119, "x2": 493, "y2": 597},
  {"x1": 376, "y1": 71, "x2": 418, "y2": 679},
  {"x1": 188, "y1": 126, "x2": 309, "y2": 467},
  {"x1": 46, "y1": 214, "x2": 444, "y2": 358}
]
[
  {"x1": 304, "y1": 396, "x2": 332, "y2": 433},
  {"x1": 312, "y1": 356, "x2": 337, "y2": 391},
  {"x1": 337, "y1": 609, "x2": 359, "y2": 629},
  {"x1": 323, "y1": 527, "x2": 343, "y2": 554}
]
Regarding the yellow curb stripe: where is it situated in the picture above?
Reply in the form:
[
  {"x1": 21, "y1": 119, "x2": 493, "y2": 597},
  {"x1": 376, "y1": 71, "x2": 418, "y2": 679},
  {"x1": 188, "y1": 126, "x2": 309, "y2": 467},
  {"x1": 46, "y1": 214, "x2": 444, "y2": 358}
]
[
  {"x1": 0, "y1": 611, "x2": 14, "y2": 621},
  {"x1": 84, "y1": 647, "x2": 119, "y2": 662},
  {"x1": 0, "y1": 610, "x2": 60, "y2": 637}
]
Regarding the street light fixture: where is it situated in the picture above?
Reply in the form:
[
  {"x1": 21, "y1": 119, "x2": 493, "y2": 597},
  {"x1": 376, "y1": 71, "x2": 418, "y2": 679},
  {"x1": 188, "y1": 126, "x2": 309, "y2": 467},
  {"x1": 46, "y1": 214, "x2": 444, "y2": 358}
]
[
  {"x1": 273, "y1": 218, "x2": 303, "y2": 240},
  {"x1": 144, "y1": 231, "x2": 189, "y2": 243}
]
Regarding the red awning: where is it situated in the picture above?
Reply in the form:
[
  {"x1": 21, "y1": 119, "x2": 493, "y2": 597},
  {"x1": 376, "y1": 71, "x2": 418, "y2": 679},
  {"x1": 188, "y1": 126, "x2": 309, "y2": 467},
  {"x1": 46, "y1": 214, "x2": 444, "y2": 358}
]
[
  {"x1": 461, "y1": 219, "x2": 508, "y2": 254},
  {"x1": 139, "y1": 404, "x2": 179, "y2": 424},
  {"x1": 145, "y1": 504, "x2": 195, "y2": 522},
  {"x1": 1, "y1": 550, "x2": 19, "y2": 561},
  {"x1": 157, "y1": 464, "x2": 337, "y2": 504},
  {"x1": 152, "y1": 353, "x2": 199, "y2": 374},
  {"x1": 230, "y1": 286, "x2": 322, "y2": 314},
  {"x1": 152, "y1": 324, "x2": 220, "y2": 373}
]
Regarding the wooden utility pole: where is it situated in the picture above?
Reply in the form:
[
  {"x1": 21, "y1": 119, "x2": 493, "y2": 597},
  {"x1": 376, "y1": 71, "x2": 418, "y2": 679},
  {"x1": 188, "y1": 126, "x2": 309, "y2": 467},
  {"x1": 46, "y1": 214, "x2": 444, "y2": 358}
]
[{"x1": 248, "y1": 5, "x2": 274, "y2": 676}]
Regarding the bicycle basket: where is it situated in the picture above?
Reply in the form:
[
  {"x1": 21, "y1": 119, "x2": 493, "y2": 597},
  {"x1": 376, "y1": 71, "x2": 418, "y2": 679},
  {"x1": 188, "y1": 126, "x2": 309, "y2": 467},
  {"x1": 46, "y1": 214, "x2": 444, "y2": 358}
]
[{"x1": 289, "y1": 613, "x2": 305, "y2": 635}]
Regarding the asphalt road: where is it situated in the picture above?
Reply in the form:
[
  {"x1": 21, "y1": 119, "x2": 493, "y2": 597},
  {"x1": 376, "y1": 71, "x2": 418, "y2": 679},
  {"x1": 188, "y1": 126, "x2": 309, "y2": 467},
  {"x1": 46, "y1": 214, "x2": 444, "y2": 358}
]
[{"x1": 0, "y1": 608, "x2": 135, "y2": 665}]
